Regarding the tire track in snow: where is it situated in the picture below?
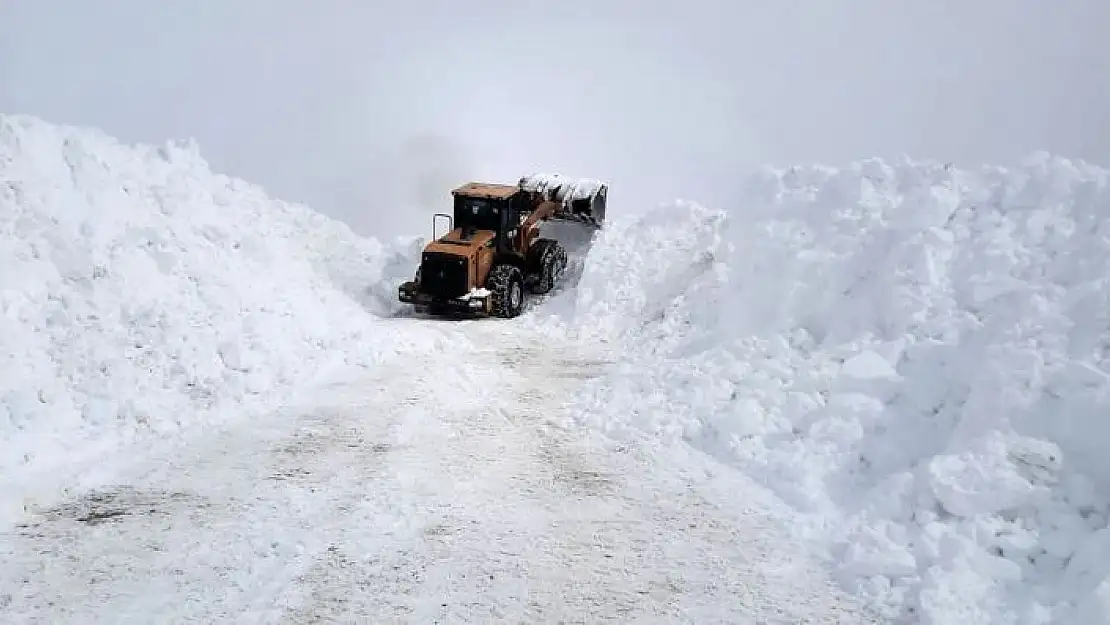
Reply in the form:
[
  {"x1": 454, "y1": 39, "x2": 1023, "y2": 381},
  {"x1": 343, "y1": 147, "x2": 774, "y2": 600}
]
[
  {"x1": 468, "y1": 325, "x2": 880, "y2": 624},
  {"x1": 0, "y1": 382, "x2": 402, "y2": 623},
  {"x1": 272, "y1": 321, "x2": 879, "y2": 623},
  {"x1": 0, "y1": 320, "x2": 452, "y2": 624}
]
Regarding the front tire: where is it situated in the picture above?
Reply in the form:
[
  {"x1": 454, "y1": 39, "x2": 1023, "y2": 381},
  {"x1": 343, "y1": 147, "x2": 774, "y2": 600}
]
[
  {"x1": 526, "y1": 238, "x2": 568, "y2": 295},
  {"x1": 487, "y1": 264, "x2": 525, "y2": 318}
]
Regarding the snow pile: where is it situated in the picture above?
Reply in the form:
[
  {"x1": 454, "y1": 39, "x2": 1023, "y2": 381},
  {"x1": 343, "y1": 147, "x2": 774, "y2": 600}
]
[
  {"x1": 354, "y1": 234, "x2": 427, "y2": 318},
  {"x1": 558, "y1": 155, "x2": 1110, "y2": 623},
  {"x1": 0, "y1": 115, "x2": 431, "y2": 513},
  {"x1": 526, "y1": 200, "x2": 728, "y2": 346}
]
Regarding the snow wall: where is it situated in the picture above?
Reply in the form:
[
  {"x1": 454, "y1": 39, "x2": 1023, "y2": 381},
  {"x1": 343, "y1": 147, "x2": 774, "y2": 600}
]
[
  {"x1": 536, "y1": 155, "x2": 1110, "y2": 624},
  {"x1": 0, "y1": 114, "x2": 449, "y2": 517}
]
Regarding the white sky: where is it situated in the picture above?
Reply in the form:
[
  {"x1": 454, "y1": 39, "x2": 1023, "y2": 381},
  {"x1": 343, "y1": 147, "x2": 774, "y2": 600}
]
[{"x1": 2, "y1": 1, "x2": 1108, "y2": 238}]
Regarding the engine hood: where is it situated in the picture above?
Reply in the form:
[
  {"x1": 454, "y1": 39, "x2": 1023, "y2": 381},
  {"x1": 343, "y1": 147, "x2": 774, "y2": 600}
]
[{"x1": 423, "y1": 227, "x2": 496, "y2": 256}]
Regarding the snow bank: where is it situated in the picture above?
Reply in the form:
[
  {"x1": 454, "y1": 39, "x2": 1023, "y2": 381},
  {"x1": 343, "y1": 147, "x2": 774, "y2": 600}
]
[
  {"x1": 555, "y1": 154, "x2": 1110, "y2": 624},
  {"x1": 0, "y1": 114, "x2": 435, "y2": 517},
  {"x1": 524, "y1": 201, "x2": 727, "y2": 346}
]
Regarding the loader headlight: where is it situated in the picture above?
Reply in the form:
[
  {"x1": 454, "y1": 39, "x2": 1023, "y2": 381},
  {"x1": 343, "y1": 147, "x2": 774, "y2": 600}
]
[{"x1": 469, "y1": 299, "x2": 483, "y2": 309}]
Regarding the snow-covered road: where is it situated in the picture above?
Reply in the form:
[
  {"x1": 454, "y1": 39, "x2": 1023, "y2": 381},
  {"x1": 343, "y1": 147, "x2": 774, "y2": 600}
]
[{"x1": 0, "y1": 318, "x2": 875, "y2": 624}]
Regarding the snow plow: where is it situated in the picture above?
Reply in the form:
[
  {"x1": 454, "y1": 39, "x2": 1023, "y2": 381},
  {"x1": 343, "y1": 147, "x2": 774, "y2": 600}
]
[{"x1": 397, "y1": 173, "x2": 607, "y2": 318}]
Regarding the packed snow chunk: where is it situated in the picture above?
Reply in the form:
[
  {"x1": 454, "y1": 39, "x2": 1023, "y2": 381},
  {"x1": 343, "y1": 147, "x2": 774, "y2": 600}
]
[
  {"x1": 837, "y1": 521, "x2": 918, "y2": 579},
  {"x1": 929, "y1": 432, "x2": 1060, "y2": 518},
  {"x1": 459, "y1": 287, "x2": 491, "y2": 300},
  {"x1": 915, "y1": 560, "x2": 1016, "y2": 625},
  {"x1": 1061, "y1": 528, "x2": 1110, "y2": 602},
  {"x1": 0, "y1": 114, "x2": 412, "y2": 507},
  {"x1": 840, "y1": 350, "x2": 900, "y2": 381},
  {"x1": 833, "y1": 349, "x2": 903, "y2": 403},
  {"x1": 1072, "y1": 577, "x2": 1110, "y2": 625}
]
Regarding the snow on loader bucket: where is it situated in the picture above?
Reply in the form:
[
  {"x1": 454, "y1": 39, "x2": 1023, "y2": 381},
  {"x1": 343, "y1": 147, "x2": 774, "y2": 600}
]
[
  {"x1": 518, "y1": 173, "x2": 607, "y2": 228},
  {"x1": 397, "y1": 173, "x2": 608, "y2": 319}
]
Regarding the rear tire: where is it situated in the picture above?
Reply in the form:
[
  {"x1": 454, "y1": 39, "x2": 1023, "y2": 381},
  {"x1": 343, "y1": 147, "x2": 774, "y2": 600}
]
[{"x1": 487, "y1": 264, "x2": 525, "y2": 318}]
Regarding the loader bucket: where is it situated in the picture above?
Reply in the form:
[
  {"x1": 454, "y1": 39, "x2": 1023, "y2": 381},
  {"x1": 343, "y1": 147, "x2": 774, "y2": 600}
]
[{"x1": 519, "y1": 173, "x2": 607, "y2": 228}]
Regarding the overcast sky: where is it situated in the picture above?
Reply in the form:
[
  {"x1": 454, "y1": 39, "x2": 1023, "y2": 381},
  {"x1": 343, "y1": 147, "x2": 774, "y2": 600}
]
[{"x1": 2, "y1": 1, "x2": 1108, "y2": 238}]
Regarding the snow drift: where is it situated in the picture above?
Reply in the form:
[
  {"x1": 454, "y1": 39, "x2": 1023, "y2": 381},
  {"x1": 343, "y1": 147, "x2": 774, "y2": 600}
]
[
  {"x1": 0, "y1": 115, "x2": 444, "y2": 518},
  {"x1": 550, "y1": 155, "x2": 1110, "y2": 624}
]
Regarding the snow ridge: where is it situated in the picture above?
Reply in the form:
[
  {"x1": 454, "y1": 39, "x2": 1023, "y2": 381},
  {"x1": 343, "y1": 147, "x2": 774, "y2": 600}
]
[
  {"x1": 0, "y1": 114, "x2": 441, "y2": 517},
  {"x1": 552, "y1": 154, "x2": 1110, "y2": 624}
]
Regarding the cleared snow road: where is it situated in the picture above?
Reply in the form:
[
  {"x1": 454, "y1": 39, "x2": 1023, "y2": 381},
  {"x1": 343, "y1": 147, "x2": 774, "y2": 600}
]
[{"x1": 0, "y1": 319, "x2": 877, "y2": 624}]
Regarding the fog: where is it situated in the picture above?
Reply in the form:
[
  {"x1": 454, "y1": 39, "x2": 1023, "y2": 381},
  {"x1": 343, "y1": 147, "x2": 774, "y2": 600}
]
[{"x1": 3, "y1": 1, "x2": 1108, "y2": 238}]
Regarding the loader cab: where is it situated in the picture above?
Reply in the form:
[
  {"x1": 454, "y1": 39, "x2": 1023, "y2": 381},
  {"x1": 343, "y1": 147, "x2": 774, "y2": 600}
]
[
  {"x1": 451, "y1": 183, "x2": 524, "y2": 251},
  {"x1": 453, "y1": 195, "x2": 505, "y2": 232}
]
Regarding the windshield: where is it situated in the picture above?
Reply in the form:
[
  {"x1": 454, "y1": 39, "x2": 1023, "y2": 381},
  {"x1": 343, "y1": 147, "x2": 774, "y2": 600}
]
[{"x1": 454, "y1": 196, "x2": 502, "y2": 231}]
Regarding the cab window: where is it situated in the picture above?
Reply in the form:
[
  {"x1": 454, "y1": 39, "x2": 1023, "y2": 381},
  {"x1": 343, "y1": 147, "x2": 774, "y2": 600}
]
[{"x1": 454, "y1": 196, "x2": 502, "y2": 231}]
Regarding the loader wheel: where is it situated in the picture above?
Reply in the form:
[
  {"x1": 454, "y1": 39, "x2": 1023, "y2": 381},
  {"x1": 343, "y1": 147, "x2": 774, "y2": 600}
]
[
  {"x1": 526, "y1": 238, "x2": 568, "y2": 295},
  {"x1": 487, "y1": 263, "x2": 525, "y2": 318}
]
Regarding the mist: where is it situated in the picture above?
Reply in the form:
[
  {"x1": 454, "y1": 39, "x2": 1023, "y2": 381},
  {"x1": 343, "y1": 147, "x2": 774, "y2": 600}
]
[{"x1": 2, "y1": 0, "x2": 1108, "y2": 238}]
